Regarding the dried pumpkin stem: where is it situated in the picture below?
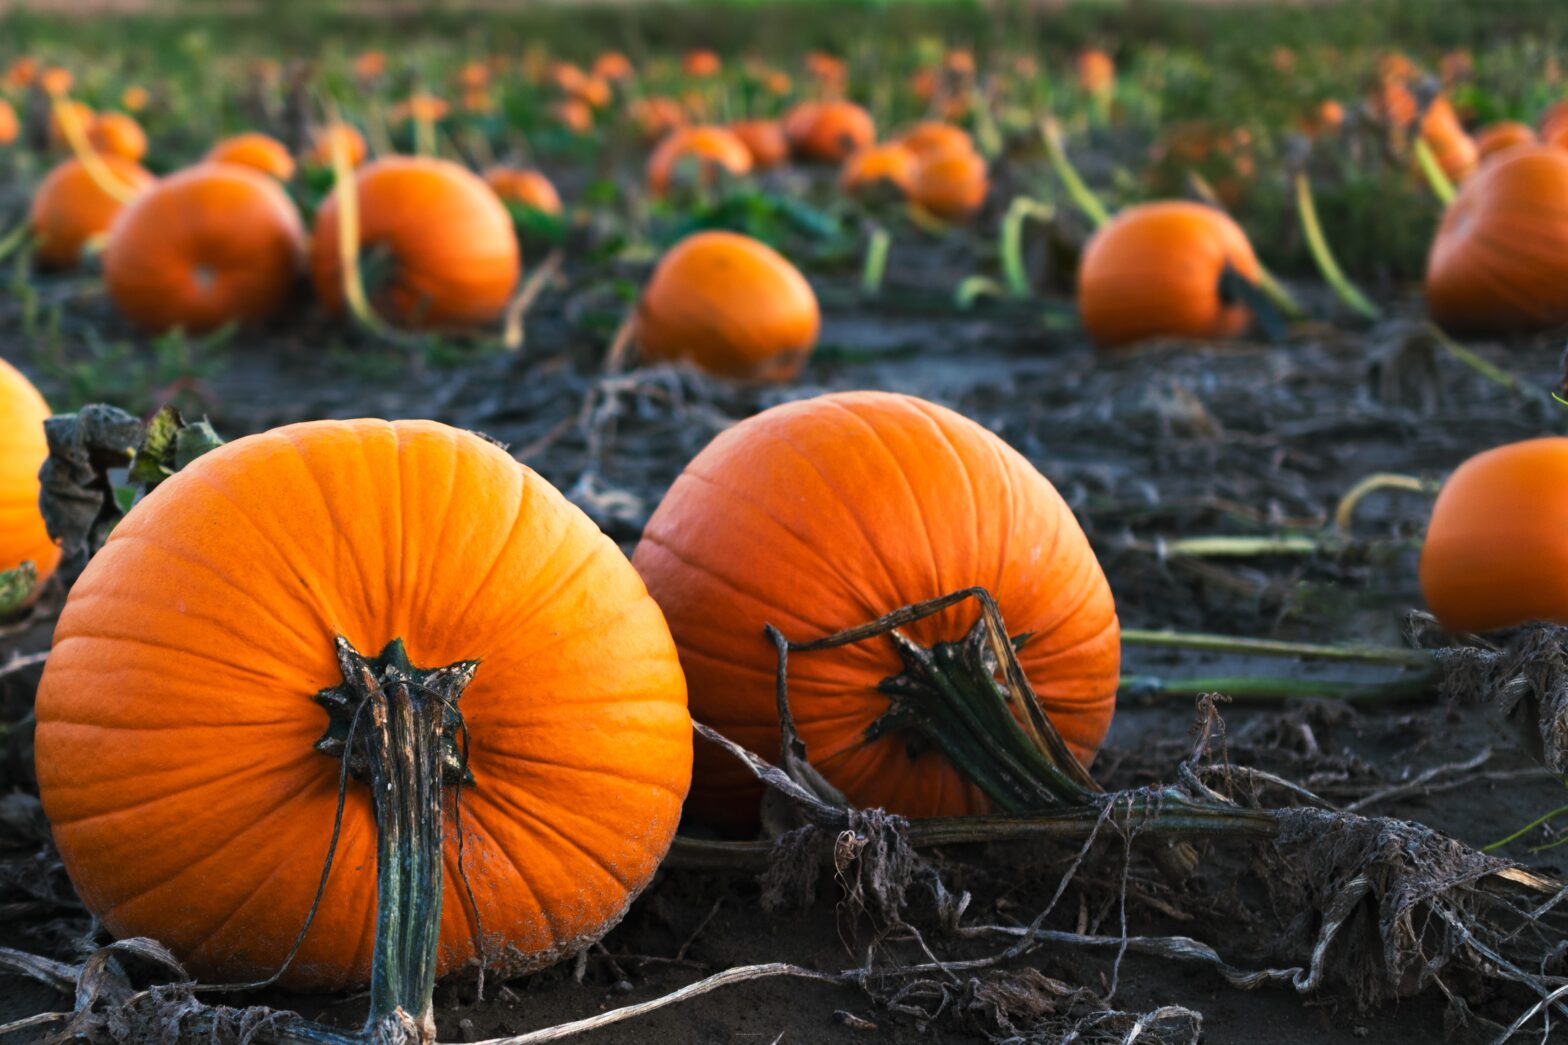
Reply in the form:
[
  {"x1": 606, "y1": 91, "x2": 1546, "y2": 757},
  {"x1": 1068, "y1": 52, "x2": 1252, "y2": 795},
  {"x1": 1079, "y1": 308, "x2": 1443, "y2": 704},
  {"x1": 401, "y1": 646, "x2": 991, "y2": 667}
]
[
  {"x1": 1332, "y1": 472, "x2": 1435, "y2": 536},
  {"x1": 1118, "y1": 670, "x2": 1436, "y2": 705},
  {"x1": 326, "y1": 110, "x2": 398, "y2": 341},
  {"x1": 1039, "y1": 117, "x2": 1110, "y2": 228},
  {"x1": 1119, "y1": 628, "x2": 1432, "y2": 668},
  {"x1": 1293, "y1": 172, "x2": 1381, "y2": 321}
]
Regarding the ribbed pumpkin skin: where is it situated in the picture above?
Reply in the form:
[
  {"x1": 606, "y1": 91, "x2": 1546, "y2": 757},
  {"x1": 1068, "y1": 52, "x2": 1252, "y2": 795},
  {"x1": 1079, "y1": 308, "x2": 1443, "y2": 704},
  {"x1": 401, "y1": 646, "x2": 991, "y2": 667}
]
[
  {"x1": 311, "y1": 157, "x2": 521, "y2": 329},
  {"x1": 1077, "y1": 201, "x2": 1262, "y2": 349},
  {"x1": 1425, "y1": 146, "x2": 1568, "y2": 336},
  {"x1": 29, "y1": 157, "x2": 155, "y2": 269},
  {"x1": 207, "y1": 133, "x2": 297, "y2": 180},
  {"x1": 483, "y1": 167, "x2": 563, "y2": 215},
  {"x1": 1474, "y1": 121, "x2": 1535, "y2": 163},
  {"x1": 636, "y1": 230, "x2": 819, "y2": 382},
  {"x1": 35, "y1": 419, "x2": 692, "y2": 989},
  {"x1": 633, "y1": 392, "x2": 1120, "y2": 828},
  {"x1": 0, "y1": 359, "x2": 59, "y2": 585},
  {"x1": 1420, "y1": 438, "x2": 1568, "y2": 634},
  {"x1": 646, "y1": 126, "x2": 753, "y2": 197},
  {"x1": 104, "y1": 163, "x2": 305, "y2": 334}
]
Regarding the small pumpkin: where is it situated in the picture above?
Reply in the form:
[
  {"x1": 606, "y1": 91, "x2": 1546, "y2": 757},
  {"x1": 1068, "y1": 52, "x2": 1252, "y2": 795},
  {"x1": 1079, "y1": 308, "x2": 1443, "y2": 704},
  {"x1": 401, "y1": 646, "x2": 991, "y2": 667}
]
[
  {"x1": 636, "y1": 230, "x2": 818, "y2": 382},
  {"x1": 898, "y1": 121, "x2": 973, "y2": 160},
  {"x1": 1418, "y1": 95, "x2": 1478, "y2": 183},
  {"x1": 38, "y1": 66, "x2": 73, "y2": 97},
  {"x1": 553, "y1": 99, "x2": 594, "y2": 133},
  {"x1": 910, "y1": 144, "x2": 988, "y2": 220},
  {"x1": 1076, "y1": 49, "x2": 1115, "y2": 94},
  {"x1": 1299, "y1": 99, "x2": 1345, "y2": 138},
  {"x1": 633, "y1": 390, "x2": 1120, "y2": 827},
  {"x1": 484, "y1": 166, "x2": 563, "y2": 215},
  {"x1": 630, "y1": 96, "x2": 686, "y2": 142},
  {"x1": 352, "y1": 50, "x2": 386, "y2": 82},
  {"x1": 0, "y1": 358, "x2": 60, "y2": 590},
  {"x1": 206, "y1": 132, "x2": 296, "y2": 181},
  {"x1": 683, "y1": 50, "x2": 721, "y2": 78},
  {"x1": 1420, "y1": 438, "x2": 1568, "y2": 634},
  {"x1": 104, "y1": 163, "x2": 305, "y2": 334},
  {"x1": 1426, "y1": 145, "x2": 1568, "y2": 335},
  {"x1": 1475, "y1": 121, "x2": 1536, "y2": 162},
  {"x1": 35, "y1": 417, "x2": 692, "y2": 989},
  {"x1": 120, "y1": 86, "x2": 150, "y2": 113},
  {"x1": 646, "y1": 125, "x2": 753, "y2": 198},
  {"x1": 839, "y1": 142, "x2": 917, "y2": 198},
  {"x1": 1077, "y1": 200, "x2": 1263, "y2": 349},
  {"x1": 0, "y1": 100, "x2": 17, "y2": 146},
  {"x1": 786, "y1": 99, "x2": 875, "y2": 163},
  {"x1": 29, "y1": 156, "x2": 155, "y2": 270},
  {"x1": 311, "y1": 156, "x2": 521, "y2": 329},
  {"x1": 593, "y1": 51, "x2": 634, "y2": 82},
  {"x1": 729, "y1": 119, "x2": 789, "y2": 170},
  {"x1": 304, "y1": 122, "x2": 366, "y2": 169},
  {"x1": 87, "y1": 112, "x2": 147, "y2": 162}
]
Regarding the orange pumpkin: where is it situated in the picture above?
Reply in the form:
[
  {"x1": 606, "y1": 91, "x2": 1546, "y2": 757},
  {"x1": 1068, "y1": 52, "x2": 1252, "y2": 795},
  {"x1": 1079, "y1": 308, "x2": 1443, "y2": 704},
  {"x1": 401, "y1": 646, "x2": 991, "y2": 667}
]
[
  {"x1": 839, "y1": 142, "x2": 918, "y2": 197},
  {"x1": 1420, "y1": 438, "x2": 1568, "y2": 633},
  {"x1": 729, "y1": 119, "x2": 789, "y2": 170},
  {"x1": 1475, "y1": 121, "x2": 1537, "y2": 162},
  {"x1": 312, "y1": 156, "x2": 521, "y2": 329},
  {"x1": 910, "y1": 145, "x2": 988, "y2": 220},
  {"x1": 484, "y1": 166, "x2": 563, "y2": 215},
  {"x1": 47, "y1": 100, "x2": 93, "y2": 149},
  {"x1": 29, "y1": 156, "x2": 155, "y2": 269},
  {"x1": 39, "y1": 66, "x2": 72, "y2": 97},
  {"x1": 304, "y1": 122, "x2": 367, "y2": 169},
  {"x1": 553, "y1": 99, "x2": 594, "y2": 133},
  {"x1": 1540, "y1": 100, "x2": 1568, "y2": 144},
  {"x1": 632, "y1": 390, "x2": 1120, "y2": 827},
  {"x1": 572, "y1": 75, "x2": 613, "y2": 110},
  {"x1": 206, "y1": 132, "x2": 296, "y2": 181},
  {"x1": 592, "y1": 51, "x2": 634, "y2": 82},
  {"x1": 683, "y1": 50, "x2": 721, "y2": 78},
  {"x1": 35, "y1": 417, "x2": 692, "y2": 988},
  {"x1": 104, "y1": 163, "x2": 304, "y2": 334},
  {"x1": 1076, "y1": 49, "x2": 1116, "y2": 94},
  {"x1": 120, "y1": 86, "x2": 150, "y2": 113},
  {"x1": 4, "y1": 57, "x2": 38, "y2": 92},
  {"x1": 630, "y1": 96, "x2": 687, "y2": 142},
  {"x1": 786, "y1": 99, "x2": 875, "y2": 163},
  {"x1": 898, "y1": 121, "x2": 974, "y2": 160},
  {"x1": 457, "y1": 60, "x2": 490, "y2": 91},
  {"x1": 1418, "y1": 96, "x2": 1478, "y2": 183},
  {"x1": 646, "y1": 126, "x2": 753, "y2": 197},
  {"x1": 352, "y1": 50, "x2": 386, "y2": 81},
  {"x1": 1371, "y1": 78, "x2": 1418, "y2": 129},
  {"x1": 805, "y1": 51, "x2": 848, "y2": 90},
  {"x1": 0, "y1": 359, "x2": 60, "y2": 590},
  {"x1": 0, "y1": 100, "x2": 17, "y2": 146},
  {"x1": 636, "y1": 230, "x2": 818, "y2": 381},
  {"x1": 1077, "y1": 201, "x2": 1263, "y2": 349},
  {"x1": 87, "y1": 112, "x2": 147, "y2": 162},
  {"x1": 1300, "y1": 99, "x2": 1346, "y2": 138},
  {"x1": 1425, "y1": 145, "x2": 1568, "y2": 335}
]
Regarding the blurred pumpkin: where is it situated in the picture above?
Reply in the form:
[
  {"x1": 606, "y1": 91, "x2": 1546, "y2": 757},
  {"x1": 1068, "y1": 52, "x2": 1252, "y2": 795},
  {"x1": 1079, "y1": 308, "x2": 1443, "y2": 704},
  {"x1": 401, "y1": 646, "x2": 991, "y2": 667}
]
[
  {"x1": 120, "y1": 86, "x2": 150, "y2": 113},
  {"x1": 910, "y1": 145, "x2": 988, "y2": 220},
  {"x1": 786, "y1": 99, "x2": 875, "y2": 163},
  {"x1": 646, "y1": 125, "x2": 753, "y2": 198},
  {"x1": 632, "y1": 390, "x2": 1120, "y2": 827},
  {"x1": 1077, "y1": 200, "x2": 1263, "y2": 349},
  {"x1": 87, "y1": 112, "x2": 147, "y2": 162},
  {"x1": 1420, "y1": 438, "x2": 1568, "y2": 633},
  {"x1": 38, "y1": 66, "x2": 72, "y2": 97},
  {"x1": 47, "y1": 100, "x2": 94, "y2": 150},
  {"x1": 572, "y1": 75, "x2": 613, "y2": 110},
  {"x1": 311, "y1": 156, "x2": 520, "y2": 329},
  {"x1": 898, "y1": 121, "x2": 973, "y2": 160},
  {"x1": 304, "y1": 122, "x2": 366, "y2": 169},
  {"x1": 1418, "y1": 95, "x2": 1478, "y2": 182},
  {"x1": 390, "y1": 93, "x2": 449, "y2": 125},
  {"x1": 729, "y1": 119, "x2": 789, "y2": 169},
  {"x1": 630, "y1": 96, "x2": 686, "y2": 142},
  {"x1": 760, "y1": 69, "x2": 793, "y2": 97},
  {"x1": 484, "y1": 167, "x2": 563, "y2": 215},
  {"x1": 457, "y1": 60, "x2": 489, "y2": 91},
  {"x1": 1076, "y1": 49, "x2": 1115, "y2": 94},
  {"x1": 553, "y1": 99, "x2": 594, "y2": 133},
  {"x1": 104, "y1": 163, "x2": 304, "y2": 334},
  {"x1": 1540, "y1": 100, "x2": 1568, "y2": 144},
  {"x1": 683, "y1": 50, "x2": 721, "y2": 78},
  {"x1": 1299, "y1": 99, "x2": 1345, "y2": 137},
  {"x1": 29, "y1": 156, "x2": 154, "y2": 269},
  {"x1": 0, "y1": 359, "x2": 60, "y2": 592},
  {"x1": 840, "y1": 142, "x2": 918, "y2": 197},
  {"x1": 1475, "y1": 121, "x2": 1536, "y2": 163},
  {"x1": 0, "y1": 100, "x2": 17, "y2": 147},
  {"x1": 805, "y1": 50, "x2": 848, "y2": 90},
  {"x1": 637, "y1": 230, "x2": 818, "y2": 382},
  {"x1": 207, "y1": 132, "x2": 295, "y2": 180},
  {"x1": 1426, "y1": 145, "x2": 1568, "y2": 336},
  {"x1": 352, "y1": 50, "x2": 386, "y2": 82},
  {"x1": 3, "y1": 57, "x2": 38, "y2": 91},
  {"x1": 1370, "y1": 78, "x2": 1417, "y2": 129},
  {"x1": 549, "y1": 62, "x2": 586, "y2": 95},
  {"x1": 943, "y1": 49, "x2": 976, "y2": 77},
  {"x1": 593, "y1": 51, "x2": 634, "y2": 82},
  {"x1": 1439, "y1": 50, "x2": 1474, "y2": 85}
]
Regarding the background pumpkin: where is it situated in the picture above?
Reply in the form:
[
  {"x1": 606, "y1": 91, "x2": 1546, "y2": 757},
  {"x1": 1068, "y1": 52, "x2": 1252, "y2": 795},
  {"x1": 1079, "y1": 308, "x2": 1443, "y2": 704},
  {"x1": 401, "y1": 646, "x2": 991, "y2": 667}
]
[
  {"x1": 840, "y1": 142, "x2": 917, "y2": 197},
  {"x1": 311, "y1": 156, "x2": 521, "y2": 329},
  {"x1": 910, "y1": 145, "x2": 988, "y2": 220},
  {"x1": 0, "y1": 358, "x2": 59, "y2": 589},
  {"x1": 787, "y1": 99, "x2": 875, "y2": 163},
  {"x1": 1077, "y1": 200, "x2": 1263, "y2": 349},
  {"x1": 29, "y1": 155, "x2": 154, "y2": 269},
  {"x1": 304, "y1": 121, "x2": 366, "y2": 168},
  {"x1": 1420, "y1": 437, "x2": 1568, "y2": 634},
  {"x1": 1425, "y1": 145, "x2": 1568, "y2": 335},
  {"x1": 646, "y1": 125, "x2": 753, "y2": 197},
  {"x1": 35, "y1": 418, "x2": 692, "y2": 988},
  {"x1": 207, "y1": 132, "x2": 297, "y2": 180},
  {"x1": 1474, "y1": 120, "x2": 1535, "y2": 163},
  {"x1": 729, "y1": 119, "x2": 788, "y2": 169},
  {"x1": 898, "y1": 121, "x2": 973, "y2": 160},
  {"x1": 104, "y1": 162, "x2": 305, "y2": 334},
  {"x1": 87, "y1": 111, "x2": 147, "y2": 162},
  {"x1": 632, "y1": 390, "x2": 1120, "y2": 827},
  {"x1": 636, "y1": 230, "x2": 819, "y2": 382},
  {"x1": 484, "y1": 166, "x2": 563, "y2": 215}
]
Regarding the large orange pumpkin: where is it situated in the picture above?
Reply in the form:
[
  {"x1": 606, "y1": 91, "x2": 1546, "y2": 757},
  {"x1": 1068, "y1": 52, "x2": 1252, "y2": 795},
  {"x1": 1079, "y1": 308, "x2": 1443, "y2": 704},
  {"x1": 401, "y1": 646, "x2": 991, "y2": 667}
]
[
  {"x1": 1425, "y1": 145, "x2": 1568, "y2": 335},
  {"x1": 206, "y1": 132, "x2": 296, "y2": 181},
  {"x1": 104, "y1": 163, "x2": 305, "y2": 334},
  {"x1": 1475, "y1": 121, "x2": 1536, "y2": 163},
  {"x1": 786, "y1": 99, "x2": 875, "y2": 163},
  {"x1": 1077, "y1": 201, "x2": 1263, "y2": 349},
  {"x1": 646, "y1": 126, "x2": 753, "y2": 197},
  {"x1": 35, "y1": 418, "x2": 692, "y2": 989},
  {"x1": 729, "y1": 119, "x2": 789, "y2": 170},
  {"x1": 311, "y1": 156, "x2": 521, "y2": 329},
  {"x1": 633, "y1": 391, "x2": 1120, "y2": 827},
  {"x1": 910, "y1": 145, "x2": 988, "y2": 220},
  {"x1": 840, "y1": 142, "x2": 918, "y2": 197},
  {"x1": 1420, "y1": 438, "x2": 1568, "y2": 634},
  {"x1": 636, "y1": 230, "x2": 818, "y2": 382},
  {"x1": 87, "y1": 112, "x2": 147, "y2": 162},
  {"x1": 483, "y1": 166, "x2": 563, "y2": 215},
  {"x1": 898, "y1": 121, "x2": 973, "y2": 160},
  {"x1": 29, "y1": 156, "x2": 155, "y2": 269},
  {"x1": 0, "y1": 359, "x2": 59, "y2": 589}
]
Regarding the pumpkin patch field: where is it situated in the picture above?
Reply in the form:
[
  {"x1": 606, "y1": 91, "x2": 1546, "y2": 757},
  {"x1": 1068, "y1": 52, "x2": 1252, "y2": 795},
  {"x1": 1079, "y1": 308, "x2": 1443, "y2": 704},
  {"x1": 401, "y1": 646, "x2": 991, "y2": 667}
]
[{"x1": 11, "y1": 1, "x2": 1568, "y2": 1042}]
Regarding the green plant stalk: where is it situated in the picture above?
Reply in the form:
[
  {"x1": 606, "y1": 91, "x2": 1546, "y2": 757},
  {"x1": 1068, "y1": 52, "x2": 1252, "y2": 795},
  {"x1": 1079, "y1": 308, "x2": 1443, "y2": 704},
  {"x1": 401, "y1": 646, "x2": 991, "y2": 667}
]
[
  {"x1": 1333, "y1": 472, "x2": 1434, "y2": 536},
  {"x1": 1159, "y1": 534, "x2": 1326, "y2": 557},
  {"x1": 1118, "y1": 671, "x2": 1435, "y2": 704},
  {"x1": 953, "y1": 274, "x2": 1006, "y2": 309},
  {"x1": 1293, "y1": 172, "x2": 1381, "y2": 322},
  {"x1": 1000, "y1": 196, "x2": 1053, "y2": 297},
  {"x1": 860, "y1": 225, "x2": 890, "y2": 297},
  {"x1": 0, "y1": 222, "x2": 32, "y2": 265},
  {"x1": 1486, "y1": 802, "x2": 1568, "y2": 853},
  {"x1": 1119, "y1": 629, "x2": 1433, "y2": 668},
  {"x1": 1040, "y1": 118, "x2": 1110, "y2": 228},
  {"x1": 1412, "y1": 138, "x2": 1456, "y2": 205},
  {"x1": 1425, "y1": 323, "x2": 1525, "y2": 394}
]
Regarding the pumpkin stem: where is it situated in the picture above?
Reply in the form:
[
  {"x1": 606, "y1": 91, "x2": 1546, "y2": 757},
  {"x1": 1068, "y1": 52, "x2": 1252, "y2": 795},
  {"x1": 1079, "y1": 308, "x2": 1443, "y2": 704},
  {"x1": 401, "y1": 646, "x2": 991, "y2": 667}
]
[
  {"x1": 314, "y1": 637, "x2": 480, "y2": 1042},
  {"x1": 999, "y1": 196, "x2": 1053, "y2": 298},
  {"x1": 1292, "y1": 172, "x2": 1382, "y2": 322},
  {"x1": 859, "y1": 225, "x2": 890, "y2": 297},
  {"x1": 1412, "y1": 137, "x2": 1457, "y2": 205},
  {"x1": 1039, "y1": 117, "x2": 1110, "y2": 228},
  {"x1": 49, "y1": 94, "x2": 141, "y2": 205}
]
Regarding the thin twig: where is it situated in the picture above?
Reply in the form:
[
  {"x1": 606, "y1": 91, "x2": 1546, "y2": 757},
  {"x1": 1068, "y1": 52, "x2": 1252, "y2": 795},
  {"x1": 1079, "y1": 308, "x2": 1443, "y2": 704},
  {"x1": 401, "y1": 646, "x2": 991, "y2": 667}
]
[{"x1": 502, "y1": 249, "x2": 565, "y2": 352}]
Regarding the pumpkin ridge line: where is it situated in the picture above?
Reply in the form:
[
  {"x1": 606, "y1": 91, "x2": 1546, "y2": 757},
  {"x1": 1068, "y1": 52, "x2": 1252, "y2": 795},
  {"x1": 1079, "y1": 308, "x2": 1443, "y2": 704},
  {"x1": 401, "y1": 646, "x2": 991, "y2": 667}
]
[
  {"x1": 281, "y1": 424, "x2": 383, "y2": 631},
  {"x1": 635, "y1": 530, "x2": 842, "y2": 638},
  {"x1": 474, "y1": 776, "x2": 642, "y2": 892}
]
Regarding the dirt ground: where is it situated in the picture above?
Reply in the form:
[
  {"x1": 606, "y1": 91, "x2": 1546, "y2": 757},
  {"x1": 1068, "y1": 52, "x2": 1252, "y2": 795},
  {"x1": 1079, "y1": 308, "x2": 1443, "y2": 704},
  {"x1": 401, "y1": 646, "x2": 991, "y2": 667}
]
[{"x1": 4, "y1": 236, "x2": 1568, "y2": 1043}]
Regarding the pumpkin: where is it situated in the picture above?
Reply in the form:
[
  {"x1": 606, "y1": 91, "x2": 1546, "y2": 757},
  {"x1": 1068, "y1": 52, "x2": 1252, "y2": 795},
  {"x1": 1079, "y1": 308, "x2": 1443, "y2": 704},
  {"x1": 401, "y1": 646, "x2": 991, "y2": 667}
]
[
  {"x1": 457, "y1": 61, "x2": 489, "y2": 91},
  {"x1": 39, "y1": 66, "x2": 73, "y2": 97},
  {"x1": 592, "y1": 51, "x2": 634, "y2": 82},
  {"x1": 0, "y1": 100, "x2": 17, "y2": 146},
  {"x1": 910, "y1": 145, "x2": 988, "y2": 220},
  {"x1": 120, "y1": 86, "x2": 150, "y2": 113},
  {"x1": 1475, "y1": 121, "x2": 1536, "y2": 162},
  {"x1": 636, "y1": 230, "x2": 818, "y2": 382},
  {"x1": 729, "y1": 119, "x2": 789, "y2": 170},
  {"x1": 352, "y1": 50, "x2": 386, "y2": 82},
  {"x1": 632, "y1": 390, "x2": 1120, "y2": 827},
  {"x1": 683, "y1": 50, "x2": 721, "y2": 78},
  {"x1": 304, "y1": 122, "x2": 366, "y2": 169},
  {"x1": 805, "y1": 51, "x2": 848, "y2": 88},
  {"x1": 760, "y1": 69, "x2": 793, "y2": 97},
  {"x1": 553, "y1": 99, "x2": 594, "y2": 133},
  {"x1": 1418, "y1": 96, "x2": 1478, "y2": 183},
  {"x1": 1076, "y1": 49, "x2": 1115, "y2": 94},
  {"x1": 898, "y1": 121, "x2": 974, "y2": 160},
  {"x1": 206, "y1": 132, "x2": 296, "y2": 181},
  {"x1": 484, "y1": 167, "x2": 563, "y2": 215},
  {"x1": 311, "y1": 156, "x2": 521, "y2": 329},
  {"x1": 630, "y1": 96, "x2": 686, "y2": 142},
  {"x1": 47, "y1": 100, "x2": 93, "y2": 149},
  {"x1": 0, "y1": 358, "x2": 59, "y2": 589},
  {"x1": 29, "y1": 156, "x2": 155, "y2": 270},
  {"x1": 35, "y1": 418, "x2": 692, "y2": 990},
  {"x1": 1420, "y1": 437, "x2": 1568, "y2": 634},
  {"x1": 104, "y1": 163, "x2": 304, "y2": 334},
  {"x1": 391, "y1": 93, "x2": 450, "y2": 126},
  {"x1": 1371, "y1": 78, "x2": 1418, "y2": 129},
  {"x1": 1077, "y1": 200, "x2": 1263, "y2": 349},
  {"x1": 646, "y1": 126, "x2": 753, "y2": 198},
  {"x1": 839, "y1": 142, "x2": 917, "y2": 197},
  {"x1": 4, "y1": 57, "x2": 38, "y2": 91},
  {"x1": 1300, "y1": 99, "x2": 1345, "y2": 138},
  {"x1": 786, "y1": 99, "x2": 875, "y2": 163},
  {"x1": 1540, "y1": 100, "x2": 1568, "y2": 143},
  {"x1": 87, "y1": 112, "x2": 147, "y2": 162}
]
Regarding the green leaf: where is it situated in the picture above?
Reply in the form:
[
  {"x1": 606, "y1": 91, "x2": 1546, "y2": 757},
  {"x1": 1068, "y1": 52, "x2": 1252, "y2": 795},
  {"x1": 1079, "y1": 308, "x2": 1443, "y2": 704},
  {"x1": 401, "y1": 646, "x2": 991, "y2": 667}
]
[{"x1": 0, "y1": 563, "x2": 38, "y2": 620}]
